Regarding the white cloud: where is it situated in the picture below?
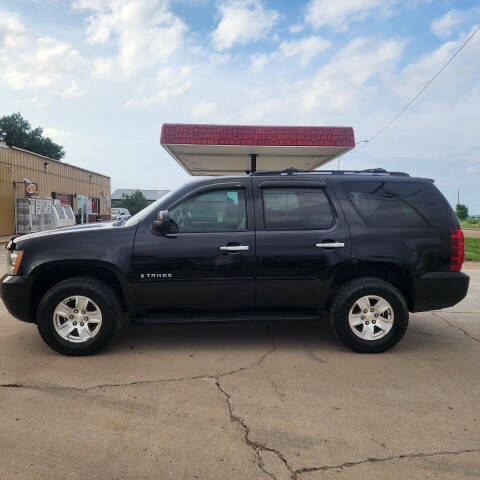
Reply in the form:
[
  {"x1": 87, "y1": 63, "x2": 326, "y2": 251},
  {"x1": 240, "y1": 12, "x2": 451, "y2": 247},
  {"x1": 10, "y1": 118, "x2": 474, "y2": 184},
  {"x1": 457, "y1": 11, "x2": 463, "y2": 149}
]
[
  {"x1": 389, "y1": 38, "x2": 460, "y2": 99},
  {"x1": 62, "y1": 80, "x2": 80, "y2": 97},
  {"x1": 249, "y1": 36, "x2": 330, "y2": 72},
  {"x1": 241, "y1": 98, "x2": 283, "y2": 121},
  {"x1": 249, "y1": 53, "x2": 269, "y2": 72},
  {"x1": 0, "y1": 15, "x2": 83, "y2": 93},
  {"x1": 212, "y1": 0, "x2": 279, "y2": 50},
  {"x1": 192, "y1": 101, "x2": 218, "y2": 118},
  {"x1": 73, "y1": 0, "x2": 187, "y2": 76},
  {"x1": 125, "y1": 66, "x2": 192, "y2": 107},
  {"x1": 430, "y1": 8, "x2": 479, "y2": 38},
  {"x1": 43, "y1": 128, "x2": 71, "y2": 139},
  {"x1": 209, "y1": 52, "x2": 232, "y2": 65},
  {"x1": 305, "y1": 0, "x2": 427, "y2": 31},
  {"x1": 289, "y1": 24, "x2": 303, "y2": 34},
  {"x1": 277, "y1": 36, "x2": 331, "y2": 66},
  {"x1": 301, "y1": 36, "x2": 405, "y2": 111},
  {"x1": 0, "y1": 13, "x2": 27, "y2": 48},
  {"x1": 92, "y1": 58, "x2": 115, "y2": 78}
]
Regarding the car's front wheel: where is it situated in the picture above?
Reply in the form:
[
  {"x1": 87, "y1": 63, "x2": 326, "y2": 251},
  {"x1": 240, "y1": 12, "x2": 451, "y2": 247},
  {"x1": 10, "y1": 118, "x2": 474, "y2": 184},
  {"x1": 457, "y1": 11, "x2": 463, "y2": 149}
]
[
  {"x1": 329, "y1": 277, "x2": 409, "y2": 353},
  {"x1": 37, "y1": 277, "x2": 122, "y2": 355}
]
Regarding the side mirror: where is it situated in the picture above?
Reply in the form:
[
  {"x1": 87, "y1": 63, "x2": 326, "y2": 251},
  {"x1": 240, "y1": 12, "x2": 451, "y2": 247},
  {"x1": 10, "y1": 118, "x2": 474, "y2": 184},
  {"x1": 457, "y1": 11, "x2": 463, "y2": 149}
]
[{"x1": 152, "y1": 210, "x2": 170, "y2": 235}]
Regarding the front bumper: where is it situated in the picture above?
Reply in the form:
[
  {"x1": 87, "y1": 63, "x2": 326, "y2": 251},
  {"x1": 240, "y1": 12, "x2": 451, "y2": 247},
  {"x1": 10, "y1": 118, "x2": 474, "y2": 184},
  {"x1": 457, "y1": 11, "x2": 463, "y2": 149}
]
[
  {"x1": 413, "y1": 271, "x2": 470, "y2": 312},
  {"x1": 0, "y1": 274, "x2": 34, "y2": 323}
]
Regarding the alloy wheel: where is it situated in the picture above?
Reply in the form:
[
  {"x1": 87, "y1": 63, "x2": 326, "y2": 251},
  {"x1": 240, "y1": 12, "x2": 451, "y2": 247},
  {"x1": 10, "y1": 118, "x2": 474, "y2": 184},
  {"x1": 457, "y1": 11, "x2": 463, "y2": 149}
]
[
  {"x1": 348, "y1": 295, "x2": 394, "y2": 340},
  {"x1": 53, "y1": 295, "x2": 102, "y2": 343}
]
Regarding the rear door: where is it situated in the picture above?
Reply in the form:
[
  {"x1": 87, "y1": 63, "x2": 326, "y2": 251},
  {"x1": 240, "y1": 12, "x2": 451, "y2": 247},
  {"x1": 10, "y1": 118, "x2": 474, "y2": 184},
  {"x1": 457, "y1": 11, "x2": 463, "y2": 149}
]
[{"x1": 253, "y1": 177, "x2": 351, "y2": 310}]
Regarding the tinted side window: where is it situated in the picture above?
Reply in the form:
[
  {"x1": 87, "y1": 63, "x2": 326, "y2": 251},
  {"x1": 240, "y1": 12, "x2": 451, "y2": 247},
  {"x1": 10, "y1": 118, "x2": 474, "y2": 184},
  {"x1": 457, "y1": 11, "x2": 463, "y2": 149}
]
[
  {"x1": 262, "y1": 188, "x2": 334, "y2": 230},
  {"x1": 344, "y1": 181, "x2": 452, "y2": 228},
  {"x1": 169, "y1": 189, "x2": 247, "y2": 232}
]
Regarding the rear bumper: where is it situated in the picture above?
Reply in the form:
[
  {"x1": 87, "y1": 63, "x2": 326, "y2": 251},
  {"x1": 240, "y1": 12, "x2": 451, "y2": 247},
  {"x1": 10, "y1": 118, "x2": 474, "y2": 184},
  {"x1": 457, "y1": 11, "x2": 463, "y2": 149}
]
[
  {"x1": 413, "y1": 271, "x2": 469, "y2": 312},
  {"x1": 0, "y1": 274, "x2": 34, "y2": 323}
]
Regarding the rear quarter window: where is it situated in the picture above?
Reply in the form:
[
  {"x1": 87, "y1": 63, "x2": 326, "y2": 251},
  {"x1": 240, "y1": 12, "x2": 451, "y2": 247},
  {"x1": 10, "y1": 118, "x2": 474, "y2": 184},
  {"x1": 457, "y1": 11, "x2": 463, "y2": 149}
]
[
  {"x1": 262, "y1": 187, "x2": 334, "y2": 230},
  {"x1": 343, "y1": 181, "x2": 454, "y2": 228}
]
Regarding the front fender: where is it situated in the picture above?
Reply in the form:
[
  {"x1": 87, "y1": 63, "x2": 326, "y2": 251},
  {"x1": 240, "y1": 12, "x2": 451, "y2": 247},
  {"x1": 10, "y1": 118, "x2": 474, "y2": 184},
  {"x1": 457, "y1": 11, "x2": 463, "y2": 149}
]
[{"x1": 29, "y1": 260, "x2": 136, "y2": 315}]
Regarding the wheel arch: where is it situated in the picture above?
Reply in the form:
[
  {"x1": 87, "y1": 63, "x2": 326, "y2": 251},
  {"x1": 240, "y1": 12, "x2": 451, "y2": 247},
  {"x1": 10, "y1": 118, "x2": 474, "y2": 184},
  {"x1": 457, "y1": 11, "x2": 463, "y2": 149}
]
[
  {"x1": 30, "y1": 261, "x2": 130, "y2": 321},
  {"x1": 328, "y1": 262, "x2": 414, "y2": 311}
]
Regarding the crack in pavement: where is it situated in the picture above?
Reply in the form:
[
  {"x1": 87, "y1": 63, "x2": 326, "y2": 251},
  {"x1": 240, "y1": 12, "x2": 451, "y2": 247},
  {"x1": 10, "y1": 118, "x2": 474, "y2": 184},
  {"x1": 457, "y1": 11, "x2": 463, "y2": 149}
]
[
  {"x1": 212, "y1": 369, "x2": 480, "y2": 480},
  {"x1": 292, "y1": 448, "x2": 480, "y2": 477},
  {"x1": 260, "y1": 364, "x2": 286, "y2": 400},
  {"x1": 4, "y1": 321, "x2": 478, "y2": 480},
  {"x1": 432, "y1": 311, "x2": 480, "y2": 343},
  {"x1": 214, "y1": 377, "x2": 294, "y2": 480},
  {"x1": 0, "y1": 324, "x2": 277, "y2": 393}
]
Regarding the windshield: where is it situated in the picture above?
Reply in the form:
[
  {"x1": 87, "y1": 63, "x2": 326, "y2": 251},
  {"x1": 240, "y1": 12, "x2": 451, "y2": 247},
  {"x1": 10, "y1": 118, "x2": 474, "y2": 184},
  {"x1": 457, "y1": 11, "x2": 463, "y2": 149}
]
[
  {"x1": 111, "y1": 208, "x2": 119, "y2": 214},
  {"x1": 123, "y1": 189, "x2": 177, "y2": 227}
]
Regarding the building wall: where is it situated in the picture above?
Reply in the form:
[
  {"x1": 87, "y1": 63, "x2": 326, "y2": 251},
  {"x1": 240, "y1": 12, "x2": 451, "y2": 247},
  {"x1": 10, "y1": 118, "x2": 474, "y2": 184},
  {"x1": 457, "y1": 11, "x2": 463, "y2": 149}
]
[{"x1": 0, "y1": 145, "x2": 110, "y2": 236}]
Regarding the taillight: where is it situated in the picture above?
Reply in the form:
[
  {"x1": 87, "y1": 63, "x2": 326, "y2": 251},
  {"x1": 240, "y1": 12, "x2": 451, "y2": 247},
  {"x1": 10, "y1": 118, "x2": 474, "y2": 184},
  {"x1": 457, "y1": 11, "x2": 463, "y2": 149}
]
[{"x1": 450, "y1": 228, "x2": 465, "y2": 271}]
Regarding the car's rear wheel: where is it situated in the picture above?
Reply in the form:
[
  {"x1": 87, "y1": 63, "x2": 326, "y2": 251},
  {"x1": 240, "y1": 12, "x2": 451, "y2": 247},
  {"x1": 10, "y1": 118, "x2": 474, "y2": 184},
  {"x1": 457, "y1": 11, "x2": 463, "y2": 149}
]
[
  {"x1": 329, "y1": 277, "x2": 409, "y2": 353},
  {"x1": 37, "y1": 277, "x2": 122, "y2": 356}
]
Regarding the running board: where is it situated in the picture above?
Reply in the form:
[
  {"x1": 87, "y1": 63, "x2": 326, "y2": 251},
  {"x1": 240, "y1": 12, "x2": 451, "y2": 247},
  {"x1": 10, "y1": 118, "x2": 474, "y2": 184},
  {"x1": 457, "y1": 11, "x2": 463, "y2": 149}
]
[{"x1": 132, "y1": 311, "x2": 320, "y2": 324}]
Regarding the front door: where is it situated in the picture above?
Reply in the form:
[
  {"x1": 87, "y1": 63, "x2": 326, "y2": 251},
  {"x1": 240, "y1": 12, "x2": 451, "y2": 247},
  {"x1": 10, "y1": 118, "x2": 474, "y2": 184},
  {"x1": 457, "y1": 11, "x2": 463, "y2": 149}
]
[
  {"x1": 132, "y1": 180, "x2": 255, "y2": 313},
  {"x1": 253, "y1": 178, "x2": 351, "y2": 310}
]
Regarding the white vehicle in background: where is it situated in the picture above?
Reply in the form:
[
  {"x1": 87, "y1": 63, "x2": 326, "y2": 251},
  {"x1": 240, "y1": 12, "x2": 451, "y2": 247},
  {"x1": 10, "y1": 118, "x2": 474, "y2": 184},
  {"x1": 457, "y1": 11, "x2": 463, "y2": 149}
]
[{"x1": 111, "y1": 207, "x2": 131, "y2": 222}]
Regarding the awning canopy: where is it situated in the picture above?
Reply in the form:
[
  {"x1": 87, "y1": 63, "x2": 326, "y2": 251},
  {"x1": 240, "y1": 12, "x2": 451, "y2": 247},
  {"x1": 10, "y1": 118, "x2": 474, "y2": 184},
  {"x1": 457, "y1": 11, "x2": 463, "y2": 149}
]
[{"x1": 160, "y1": 124, "x2": 355, "y2": 176}]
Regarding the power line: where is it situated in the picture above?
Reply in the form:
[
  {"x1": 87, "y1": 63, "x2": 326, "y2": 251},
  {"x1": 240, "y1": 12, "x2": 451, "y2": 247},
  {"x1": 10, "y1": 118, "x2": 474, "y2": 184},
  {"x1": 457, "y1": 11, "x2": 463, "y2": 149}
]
[{"x1": 342, "y1": 25, "x2": 480, "y2": 158}]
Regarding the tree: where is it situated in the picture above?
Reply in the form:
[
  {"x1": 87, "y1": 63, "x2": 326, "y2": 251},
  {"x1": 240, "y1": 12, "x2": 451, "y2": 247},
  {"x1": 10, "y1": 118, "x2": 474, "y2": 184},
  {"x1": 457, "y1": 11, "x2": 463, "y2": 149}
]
[
  {"x1": 0, "y1": 113, "x2": 65, "y2": 160},
  {"x1": 118, "y1": 190, "x2": 149, "y2": 216},
  {"x1": 455, "y1": 203, "x2": 469, "y2": 221}
]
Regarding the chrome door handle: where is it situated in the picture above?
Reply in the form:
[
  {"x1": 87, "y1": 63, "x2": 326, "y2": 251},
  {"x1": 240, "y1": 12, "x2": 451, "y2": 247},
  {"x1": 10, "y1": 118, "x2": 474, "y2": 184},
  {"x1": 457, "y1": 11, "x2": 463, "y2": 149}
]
[
  {"x1": 316, "y1": 242, "x2": 345, "y2": 248},
  {"x1": 220, "y1": 245, "x2": 249, "y2": 252}
]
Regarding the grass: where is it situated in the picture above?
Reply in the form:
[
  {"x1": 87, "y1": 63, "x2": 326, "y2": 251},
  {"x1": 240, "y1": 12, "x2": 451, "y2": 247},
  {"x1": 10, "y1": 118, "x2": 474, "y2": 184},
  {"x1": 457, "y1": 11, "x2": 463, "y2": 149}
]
[{"x1": 465, "y1": 237, "x2": 480, "y2": 262}]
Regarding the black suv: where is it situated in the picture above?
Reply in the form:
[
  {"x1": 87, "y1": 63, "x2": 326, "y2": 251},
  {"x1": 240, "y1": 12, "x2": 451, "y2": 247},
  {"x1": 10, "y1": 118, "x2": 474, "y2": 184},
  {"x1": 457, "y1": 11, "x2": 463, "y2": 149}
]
[{"x1": 1, "y1": 169, "x2": 469, "y2": 355}]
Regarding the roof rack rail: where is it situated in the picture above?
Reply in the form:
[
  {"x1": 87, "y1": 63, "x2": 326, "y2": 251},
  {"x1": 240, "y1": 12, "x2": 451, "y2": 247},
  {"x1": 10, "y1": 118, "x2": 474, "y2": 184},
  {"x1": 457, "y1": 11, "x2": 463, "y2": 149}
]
[{"x1": 250, "y1": 167, "x2": 410, "y2": 177}]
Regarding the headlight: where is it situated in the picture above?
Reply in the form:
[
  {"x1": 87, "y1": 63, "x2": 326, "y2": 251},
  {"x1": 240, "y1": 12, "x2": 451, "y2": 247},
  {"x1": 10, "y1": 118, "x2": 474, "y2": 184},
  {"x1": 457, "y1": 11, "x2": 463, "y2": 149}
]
[{"x1": 7, "y1": 250, "x2": 23, "y2": 276}]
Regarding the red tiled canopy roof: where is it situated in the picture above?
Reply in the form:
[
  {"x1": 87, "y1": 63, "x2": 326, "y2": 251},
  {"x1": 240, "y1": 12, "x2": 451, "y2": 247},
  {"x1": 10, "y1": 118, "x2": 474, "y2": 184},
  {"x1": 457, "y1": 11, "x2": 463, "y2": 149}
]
[{"x1": 160, "y1": 123, "x2": 355, "y2": 175}]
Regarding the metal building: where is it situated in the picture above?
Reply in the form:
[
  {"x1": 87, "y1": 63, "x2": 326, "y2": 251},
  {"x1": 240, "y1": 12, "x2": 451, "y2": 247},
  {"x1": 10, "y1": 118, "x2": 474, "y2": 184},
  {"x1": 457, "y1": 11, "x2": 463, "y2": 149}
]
[{"x1": 0, "y1": 143, "x2": 111, "y2": 236}]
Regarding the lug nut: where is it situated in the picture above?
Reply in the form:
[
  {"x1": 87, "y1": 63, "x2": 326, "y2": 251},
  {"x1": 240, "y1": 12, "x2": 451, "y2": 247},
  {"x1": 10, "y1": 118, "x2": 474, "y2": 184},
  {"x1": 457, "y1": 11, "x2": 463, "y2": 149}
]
[
  {"x1": 73, "y1": 321, "x2": 77, "y2": 326},
  {"x1": 364, "y1": 310, "x2": 368, "y2": 313},
  {"x1": 80, "y1": 322, "x2": 84, "y2": 327},
  {"x1": 365, "y1": 321, "x2": 369, "y2": 325},
  {"x1": 84, "y1": 317, "x2": 88, "y2": 321},
  {"x1": 375, "y1": 313, "x2": 379, "y2": 317},
  {"x1": 74, "y1": 310, "x2": 78, "y2": 314},
  {"x1": 370, "y1": 308, "x2": 374, "y2": 312},
  {"x1": 81, "y1": 310, "x2": 86, "y2": 314},
  {"x1": 372, "y1": 320, "x2": 376, "y2": 324},
  {"x1": 361, "y1": 316, "x2": 365, "y2": 320},
  {"x1": 69, "y1": 315, "x2": 74, "y2": 319}
]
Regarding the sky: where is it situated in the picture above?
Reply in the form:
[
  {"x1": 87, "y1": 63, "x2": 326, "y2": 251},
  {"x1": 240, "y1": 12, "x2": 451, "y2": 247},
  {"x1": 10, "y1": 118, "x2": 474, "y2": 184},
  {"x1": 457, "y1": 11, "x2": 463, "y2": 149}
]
[{"x1": 1, "y1": 0, "x2": 479, "y2": 212}]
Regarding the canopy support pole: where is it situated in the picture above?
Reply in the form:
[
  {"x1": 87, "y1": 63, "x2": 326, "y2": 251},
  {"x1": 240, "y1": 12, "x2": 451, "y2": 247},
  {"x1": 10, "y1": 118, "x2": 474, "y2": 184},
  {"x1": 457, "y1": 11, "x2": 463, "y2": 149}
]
[{"x1": 250, "y1": 153, "x2": 257, "y2": 174}]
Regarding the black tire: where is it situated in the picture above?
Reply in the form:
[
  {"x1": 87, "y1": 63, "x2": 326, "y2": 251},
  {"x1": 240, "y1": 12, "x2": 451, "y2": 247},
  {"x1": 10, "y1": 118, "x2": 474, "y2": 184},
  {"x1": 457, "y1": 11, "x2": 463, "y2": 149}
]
[
  {"x1": 37, "y1": 277, "x2": 122, "y2": 356},
  {"x1": 329, "y1": 277, "x2": 409, "y2": 353}
]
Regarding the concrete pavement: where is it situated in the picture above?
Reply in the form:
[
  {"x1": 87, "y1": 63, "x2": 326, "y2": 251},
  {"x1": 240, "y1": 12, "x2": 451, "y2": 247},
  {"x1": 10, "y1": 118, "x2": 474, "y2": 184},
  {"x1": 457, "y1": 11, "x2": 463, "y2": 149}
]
[
  {"x1": 0, "y1": 249, "x2": 479, "y2": 479},
  {"x1": 464, "y1": 230, "x2": 480, "y2": 239}
]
